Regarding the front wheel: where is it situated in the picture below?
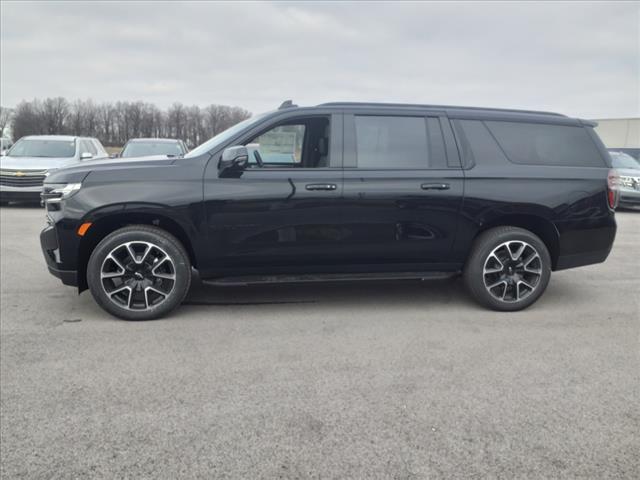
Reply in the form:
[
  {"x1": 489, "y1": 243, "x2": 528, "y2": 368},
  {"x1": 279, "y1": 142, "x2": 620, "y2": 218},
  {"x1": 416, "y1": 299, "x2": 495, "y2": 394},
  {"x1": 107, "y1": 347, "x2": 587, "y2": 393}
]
[
  {"x1": 464, "y1": 226, "x2": 551, "y2": 311},
  {"x1": 87, "y1": 225, "x2": 191, "y2": 320}
]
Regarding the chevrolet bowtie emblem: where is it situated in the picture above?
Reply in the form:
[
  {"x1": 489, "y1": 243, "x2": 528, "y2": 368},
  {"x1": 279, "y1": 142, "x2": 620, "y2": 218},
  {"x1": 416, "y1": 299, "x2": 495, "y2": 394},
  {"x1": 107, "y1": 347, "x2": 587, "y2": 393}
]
[{"x1": 15, "y1": 171, "x2": 25, "y2": 177}]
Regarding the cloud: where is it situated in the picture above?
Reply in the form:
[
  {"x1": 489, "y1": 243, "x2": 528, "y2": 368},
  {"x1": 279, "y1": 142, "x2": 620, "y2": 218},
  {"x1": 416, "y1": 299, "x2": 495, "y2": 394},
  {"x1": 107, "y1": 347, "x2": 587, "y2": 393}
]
[{"x1": 1, "y1": 1, "x2": 638, "y2": 118}]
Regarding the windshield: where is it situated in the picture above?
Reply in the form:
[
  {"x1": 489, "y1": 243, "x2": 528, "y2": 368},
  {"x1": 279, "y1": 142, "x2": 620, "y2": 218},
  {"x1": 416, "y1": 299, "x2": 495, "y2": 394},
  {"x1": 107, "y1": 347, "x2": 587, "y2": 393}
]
[
  {"x1": 8, "y1": 138, "x2": 76, "y2": 158},
  {"x1": 122, "y1": 141, "x2": 185, "y2": 158},
  {"x1": 610, "y1": 152, "x2": 640, "y2": 170},
  {"x1": 185, "y1": 113, "x2": 269, "y2": 158}
]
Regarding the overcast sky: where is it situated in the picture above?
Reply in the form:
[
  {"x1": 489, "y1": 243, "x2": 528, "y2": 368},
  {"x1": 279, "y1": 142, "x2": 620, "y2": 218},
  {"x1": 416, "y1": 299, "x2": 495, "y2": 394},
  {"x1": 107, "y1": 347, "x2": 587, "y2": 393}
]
[{"x1": 1, "y1": 1, "x2": 638, "y2": 118}]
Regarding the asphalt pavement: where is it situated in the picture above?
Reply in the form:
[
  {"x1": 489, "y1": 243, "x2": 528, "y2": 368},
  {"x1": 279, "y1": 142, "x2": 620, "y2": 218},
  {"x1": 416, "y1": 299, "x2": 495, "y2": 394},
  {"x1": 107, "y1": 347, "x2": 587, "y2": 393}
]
[{"x1": 1, "y1": 205, "x2": 638, "y2": 479}]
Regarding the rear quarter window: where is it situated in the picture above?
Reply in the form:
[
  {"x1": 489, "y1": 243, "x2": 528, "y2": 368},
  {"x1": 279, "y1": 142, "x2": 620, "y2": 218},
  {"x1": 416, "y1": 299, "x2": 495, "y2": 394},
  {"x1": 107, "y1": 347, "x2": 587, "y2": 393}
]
[{"x1": 485, "y1": 121, "x2": 605, "y2": 167}]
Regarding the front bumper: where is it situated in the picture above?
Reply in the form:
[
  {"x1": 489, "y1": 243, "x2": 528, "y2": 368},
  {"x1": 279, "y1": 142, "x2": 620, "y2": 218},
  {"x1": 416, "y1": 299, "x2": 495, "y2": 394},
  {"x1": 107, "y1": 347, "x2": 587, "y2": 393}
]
[
  {"x1": 619, "y1": 188, "x2": 640, "y2": 208},
  {"x1": 0, "y1": 185, "x2": 43, "y2": 202},
  {"x1": 40, "y1": 224, "x2": 78, "y2": 286}
]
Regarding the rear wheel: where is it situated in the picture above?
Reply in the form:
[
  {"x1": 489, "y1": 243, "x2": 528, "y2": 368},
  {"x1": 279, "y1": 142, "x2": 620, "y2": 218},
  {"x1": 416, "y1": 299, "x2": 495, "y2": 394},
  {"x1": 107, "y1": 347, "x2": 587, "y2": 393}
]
[
  {"x1": 87, "y1": 225, "x2": 191, "y2": 320},
  {"x1": 464, "y1": 226, "x2": 551, "y2": 311}
]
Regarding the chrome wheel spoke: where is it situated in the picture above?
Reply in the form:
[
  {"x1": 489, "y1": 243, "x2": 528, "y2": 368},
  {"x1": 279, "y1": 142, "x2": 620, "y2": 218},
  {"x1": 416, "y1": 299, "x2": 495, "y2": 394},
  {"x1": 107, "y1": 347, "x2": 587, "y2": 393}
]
[
  {"x1": 108, "y1": 285, "x2": 132, "y2": 307},
  {"x1": 484, "y1": 266, "x2": 503, "y2": 274},
  {"x1": 509, "y1": 242, "x2": 526, "y2": 261},
  {"x1": 144, "y1": 286, "x2": 167, "y2": 308},
  {"x1": 124, "y1": 242, "x2": 151, "y2": 265},
  {"x1": 101, "y1": 254, "x2": 125, "y2": 279},
  {"x1": 522, "y1": 253, "x2": 541, "y2": 274},
  {"x1": 486, "y1": 279, "x2": 507, "y2": 290},
  {"x1": 151, "y1": 256, "x2": 175, "y2": 280}
]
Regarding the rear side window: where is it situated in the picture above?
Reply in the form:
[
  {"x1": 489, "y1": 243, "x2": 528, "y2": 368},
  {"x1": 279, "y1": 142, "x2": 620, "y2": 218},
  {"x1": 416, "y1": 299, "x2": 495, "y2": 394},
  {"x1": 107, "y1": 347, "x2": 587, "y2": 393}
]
[
  {"x1": 355, "y1": 116, "x2": 428, "y2": 169},
  {"x1": 452, "y1": 119, "x2": 509, "y2": 167},
  {"x1": 485, "y1": 121, "x2": 605, "y2": 167}
]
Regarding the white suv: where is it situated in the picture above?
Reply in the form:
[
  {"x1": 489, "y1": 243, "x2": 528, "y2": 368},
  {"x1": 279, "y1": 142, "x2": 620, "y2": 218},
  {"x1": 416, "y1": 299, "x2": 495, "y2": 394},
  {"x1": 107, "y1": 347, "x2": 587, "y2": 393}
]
[{"x1": 0, "y1": 135, "x2": 108, "y2": 204}]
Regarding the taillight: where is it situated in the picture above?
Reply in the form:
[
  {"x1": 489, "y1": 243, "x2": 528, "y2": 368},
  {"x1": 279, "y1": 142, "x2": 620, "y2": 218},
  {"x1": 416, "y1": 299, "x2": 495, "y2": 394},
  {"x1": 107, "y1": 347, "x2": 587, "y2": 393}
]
[{"x1": 607, "y1": 169, "x2": 620, "y2": 210}]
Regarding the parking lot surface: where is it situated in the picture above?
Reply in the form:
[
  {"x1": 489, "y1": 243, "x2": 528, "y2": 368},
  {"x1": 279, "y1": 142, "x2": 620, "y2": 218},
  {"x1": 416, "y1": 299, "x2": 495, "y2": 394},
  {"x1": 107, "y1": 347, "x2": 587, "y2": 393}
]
[{"x1": 1, "y1": 205, "x2": 638, "y2": 479}]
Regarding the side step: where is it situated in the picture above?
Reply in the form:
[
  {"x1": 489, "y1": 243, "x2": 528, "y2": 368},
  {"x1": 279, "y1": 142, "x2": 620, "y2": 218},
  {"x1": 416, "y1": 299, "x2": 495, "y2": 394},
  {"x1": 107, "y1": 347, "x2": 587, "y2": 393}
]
[{"x1": 203, "y1": 271, "x2": 458, "y2": 287}]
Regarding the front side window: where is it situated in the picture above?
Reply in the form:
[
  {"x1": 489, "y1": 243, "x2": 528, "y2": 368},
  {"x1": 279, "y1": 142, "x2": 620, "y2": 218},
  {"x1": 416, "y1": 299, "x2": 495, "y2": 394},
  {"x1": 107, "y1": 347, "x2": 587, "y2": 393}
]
[
  {"x1": 8, "y1": 138, "x2": 76, "y2": 158},
  {"x1": 248, "y1": 125, "x2": 305, "y2": 166},
  {"x1": 245, "y1": 117, "x2": 330, "y2": 168},
  {"x1": 355, "y1": 116, "x2": 429, "y2": 169}
]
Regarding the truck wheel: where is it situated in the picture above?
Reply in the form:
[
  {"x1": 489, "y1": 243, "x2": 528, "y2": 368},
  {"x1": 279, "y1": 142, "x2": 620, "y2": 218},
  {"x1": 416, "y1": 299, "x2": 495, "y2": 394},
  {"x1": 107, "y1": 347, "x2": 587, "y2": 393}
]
[
  {"x1": 87, "y1": 225, "x2": 191, "y2": 320},
  {"x1": 464, "y1": 226, "x2": 551, "y2": 311}
]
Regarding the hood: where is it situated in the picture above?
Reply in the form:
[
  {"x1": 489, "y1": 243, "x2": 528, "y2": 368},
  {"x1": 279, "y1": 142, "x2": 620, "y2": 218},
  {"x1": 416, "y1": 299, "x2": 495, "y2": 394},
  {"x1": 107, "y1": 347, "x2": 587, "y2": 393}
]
[
  {"x1": 615, "y1": 168, "x2": 640, "y2": 177},
  {"x1": 45, "y1": 154, "x2": 177, "y2": 184},
  {"x1": 0, "y1": 155, "x2": 79, "y2": 171}
]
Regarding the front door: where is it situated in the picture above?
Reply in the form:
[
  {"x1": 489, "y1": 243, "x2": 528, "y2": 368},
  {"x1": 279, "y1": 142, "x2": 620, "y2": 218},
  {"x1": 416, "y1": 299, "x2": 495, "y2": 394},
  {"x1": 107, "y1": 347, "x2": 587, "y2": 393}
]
[
  {"x1": 202, "y1": 113, "x2": 346, "y2": 275},
  {"x1": 339, "y1": 111, "x2": 464, "y2": 269}
]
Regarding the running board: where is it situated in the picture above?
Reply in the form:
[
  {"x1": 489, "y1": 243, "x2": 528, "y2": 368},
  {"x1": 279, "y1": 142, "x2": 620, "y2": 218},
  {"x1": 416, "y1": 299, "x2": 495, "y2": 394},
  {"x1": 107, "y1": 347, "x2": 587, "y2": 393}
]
[{"x1": 203, "y1": 271, "x2": 458, "y2": 287}]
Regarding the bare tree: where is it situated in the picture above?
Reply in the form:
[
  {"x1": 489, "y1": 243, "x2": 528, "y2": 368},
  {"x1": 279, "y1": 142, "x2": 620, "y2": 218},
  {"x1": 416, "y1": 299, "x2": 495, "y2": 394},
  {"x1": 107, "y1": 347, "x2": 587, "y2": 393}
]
[
  {"x1": 0, "y1": 106, "x2": 13, "y2": 138},
  {"x1": 41, "y1": 97, "x2": 70, "y2": 135},
  {"x1": 6, "y1": 97, "x2": 251, "y2": 146},
  {"x1": 11, "y1": 100, "x2": 44, "y2": 139}
]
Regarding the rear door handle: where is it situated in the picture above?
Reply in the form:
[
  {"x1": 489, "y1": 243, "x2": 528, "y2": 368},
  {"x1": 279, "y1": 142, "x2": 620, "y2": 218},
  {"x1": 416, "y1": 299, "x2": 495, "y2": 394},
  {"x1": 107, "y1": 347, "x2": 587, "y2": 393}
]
[
  {"x1": 421, "y1": 183, "x2": 450, "y2": 191},
  {"x1": 306, "y1": 183, "x2": 337, "y2": 191}
]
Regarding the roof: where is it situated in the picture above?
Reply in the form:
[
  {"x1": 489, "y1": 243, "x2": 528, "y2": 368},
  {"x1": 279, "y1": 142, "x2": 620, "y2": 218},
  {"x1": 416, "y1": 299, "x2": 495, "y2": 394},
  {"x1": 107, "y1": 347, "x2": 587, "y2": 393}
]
[
  {"x1": 23, "y1": 135, "x2": 79, "y2": 141},
  {"x1": 127, "y1": 138, "x2": 182, "y2": 143},
  {"x1": 318, "y1": 102, "x2": 567, "y2": 118}
]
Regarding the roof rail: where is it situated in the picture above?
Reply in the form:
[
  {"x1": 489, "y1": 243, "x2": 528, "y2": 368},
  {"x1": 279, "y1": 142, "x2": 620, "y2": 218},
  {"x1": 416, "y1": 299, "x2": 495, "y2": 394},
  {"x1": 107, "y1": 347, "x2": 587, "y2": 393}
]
[
  {"x1": 278, "y1": 100, "x2": 297, "y2": 110},
  {"x1": 318, "y1": 102, "x2": 566, "y2": 117}
]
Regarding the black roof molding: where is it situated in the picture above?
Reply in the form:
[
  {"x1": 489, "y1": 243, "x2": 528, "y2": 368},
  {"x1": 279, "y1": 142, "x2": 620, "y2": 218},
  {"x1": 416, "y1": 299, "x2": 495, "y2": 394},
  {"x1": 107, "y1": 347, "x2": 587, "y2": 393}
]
[{"x1": 318, "y1": 102, "x2": 566, "y2": 118}]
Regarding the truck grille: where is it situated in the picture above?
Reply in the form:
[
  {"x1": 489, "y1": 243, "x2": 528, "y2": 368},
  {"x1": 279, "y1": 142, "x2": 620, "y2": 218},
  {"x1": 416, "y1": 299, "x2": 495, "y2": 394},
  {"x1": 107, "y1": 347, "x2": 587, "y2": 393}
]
[{"x1": 0, "y1": 169, "x2": 47, "y2": 188}]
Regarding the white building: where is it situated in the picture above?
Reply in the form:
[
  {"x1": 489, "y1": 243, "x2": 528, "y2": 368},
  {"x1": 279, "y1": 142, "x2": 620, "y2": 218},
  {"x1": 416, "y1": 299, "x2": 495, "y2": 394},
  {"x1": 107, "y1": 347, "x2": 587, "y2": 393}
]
[{"x1": 592, "y1": 118, "x2": 640, "y2": 158}]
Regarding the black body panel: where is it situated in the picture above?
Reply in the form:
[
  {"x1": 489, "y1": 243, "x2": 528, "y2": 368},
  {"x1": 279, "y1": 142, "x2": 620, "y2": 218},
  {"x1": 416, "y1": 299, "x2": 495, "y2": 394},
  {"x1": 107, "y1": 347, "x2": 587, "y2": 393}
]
[{"x1": 39, "y1": 102, "x2": 616, "y2": 290}]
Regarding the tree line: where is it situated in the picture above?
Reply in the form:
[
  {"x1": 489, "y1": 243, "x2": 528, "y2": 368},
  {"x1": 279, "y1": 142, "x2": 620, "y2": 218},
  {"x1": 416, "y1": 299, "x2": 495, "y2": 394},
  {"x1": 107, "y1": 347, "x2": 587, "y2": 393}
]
[{"x1": 2, "y1": 98, "x2": 252, "y2": 147}]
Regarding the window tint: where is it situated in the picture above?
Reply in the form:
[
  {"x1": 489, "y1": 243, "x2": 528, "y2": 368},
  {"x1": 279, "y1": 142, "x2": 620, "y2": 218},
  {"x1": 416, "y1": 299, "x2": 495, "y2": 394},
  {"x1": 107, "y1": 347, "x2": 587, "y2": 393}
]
[
  {"x1": 485, "y1": 121, "x2": 605, "y2": 167},
  {"x1": 355, "y1": 116, "x2": 428, "y2": 169}
]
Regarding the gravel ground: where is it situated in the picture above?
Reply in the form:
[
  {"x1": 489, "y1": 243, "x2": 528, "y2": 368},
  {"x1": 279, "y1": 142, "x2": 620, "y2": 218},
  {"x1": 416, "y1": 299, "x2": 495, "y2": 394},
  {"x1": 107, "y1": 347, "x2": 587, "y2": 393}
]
[{"x1": 1, "y1": 205, "x2": 638, "y2": 479}]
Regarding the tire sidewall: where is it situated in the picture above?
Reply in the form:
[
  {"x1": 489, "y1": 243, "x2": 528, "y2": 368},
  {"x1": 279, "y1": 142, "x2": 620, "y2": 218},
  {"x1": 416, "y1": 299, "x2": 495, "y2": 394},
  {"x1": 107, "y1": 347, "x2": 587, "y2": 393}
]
[
  {"x1": 87, "y1": 227, "x2": 191, "y2": 320},
  {"x1": 465, "y1": 228, "x2": 551, "y2": 311}
]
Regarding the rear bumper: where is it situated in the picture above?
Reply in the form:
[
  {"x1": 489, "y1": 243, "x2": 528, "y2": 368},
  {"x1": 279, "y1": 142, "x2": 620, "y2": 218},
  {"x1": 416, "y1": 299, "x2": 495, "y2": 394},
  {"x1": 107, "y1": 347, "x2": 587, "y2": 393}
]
[
  {"x1": 40, "y1": 224, "x2": 78, "y2": 286},
  {"x1": 554, "y1": 214, "x2": 616, "y2": 271},
  {"x1": 556, "y1": 249, "x2": 612, "y2": 270}
]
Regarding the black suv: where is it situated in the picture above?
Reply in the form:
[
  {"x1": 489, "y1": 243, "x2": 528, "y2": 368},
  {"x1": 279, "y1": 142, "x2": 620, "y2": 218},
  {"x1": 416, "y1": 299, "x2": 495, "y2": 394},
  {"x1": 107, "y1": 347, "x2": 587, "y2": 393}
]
[{"x1": 40, "y1": 101, "x2": 618, "y2": 320}]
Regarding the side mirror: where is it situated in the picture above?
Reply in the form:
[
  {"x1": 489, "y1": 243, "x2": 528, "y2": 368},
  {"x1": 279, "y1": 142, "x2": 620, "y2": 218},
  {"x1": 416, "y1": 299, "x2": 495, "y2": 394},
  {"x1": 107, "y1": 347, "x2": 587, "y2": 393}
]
[
  {"x1": 109, "y1": 153, "x2": 119, "y2": 159},
  {"x1": 80, "y1": 152, "x2": 93, "y2": 160},
  {"x1": 218, "y1": 145, "x2": 248, "y2": 177}
]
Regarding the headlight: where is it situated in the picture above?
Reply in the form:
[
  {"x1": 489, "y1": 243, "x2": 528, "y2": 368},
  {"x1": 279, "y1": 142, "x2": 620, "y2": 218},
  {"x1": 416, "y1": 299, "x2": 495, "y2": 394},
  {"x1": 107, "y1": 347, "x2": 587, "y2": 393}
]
[{"x1": 41, "y1": 183, "x2": 82, "y2": 203}]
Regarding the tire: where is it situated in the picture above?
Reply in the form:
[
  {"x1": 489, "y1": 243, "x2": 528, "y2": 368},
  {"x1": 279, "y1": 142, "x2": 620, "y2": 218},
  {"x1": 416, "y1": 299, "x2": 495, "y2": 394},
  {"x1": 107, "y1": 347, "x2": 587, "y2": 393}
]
[
  {"x1": 463, "y1": 226, "x2": 551, "y2": 311},
  {"x1": 87, "y1": 225, "x2": 191, "y2": 320}
]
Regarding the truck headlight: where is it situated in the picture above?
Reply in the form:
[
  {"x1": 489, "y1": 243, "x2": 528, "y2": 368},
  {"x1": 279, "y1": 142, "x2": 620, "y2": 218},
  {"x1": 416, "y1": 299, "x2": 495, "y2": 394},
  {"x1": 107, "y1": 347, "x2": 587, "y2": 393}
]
[{"x1": 41, "y1": 183, "x2": 82, "y2": 203}]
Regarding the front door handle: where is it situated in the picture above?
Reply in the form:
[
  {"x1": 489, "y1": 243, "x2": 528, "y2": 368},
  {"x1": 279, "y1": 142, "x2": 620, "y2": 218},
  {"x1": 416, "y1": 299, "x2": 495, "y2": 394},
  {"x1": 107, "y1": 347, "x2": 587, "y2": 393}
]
[
  {"x1": 306, "y1": 183, "x2": 337, "y2": 191},
  {"x1": 421, "y1": 183, "x2": 450, "y2": 191}
]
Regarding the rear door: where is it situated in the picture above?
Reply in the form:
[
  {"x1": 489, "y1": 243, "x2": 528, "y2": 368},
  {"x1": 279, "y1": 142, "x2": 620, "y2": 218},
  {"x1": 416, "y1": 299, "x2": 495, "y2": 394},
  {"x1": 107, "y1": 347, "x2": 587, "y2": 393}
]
[{"x1": 340, "y1": 109, "x2": 464, "y2": 267}]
